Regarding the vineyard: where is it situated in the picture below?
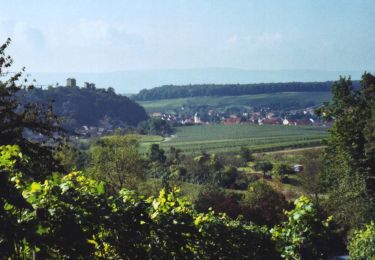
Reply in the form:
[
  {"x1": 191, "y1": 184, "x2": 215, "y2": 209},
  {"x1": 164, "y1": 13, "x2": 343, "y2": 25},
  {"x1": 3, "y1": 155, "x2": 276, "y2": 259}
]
[{"x1": 159, "y1": 124, "x2": 328, "y2": 154}]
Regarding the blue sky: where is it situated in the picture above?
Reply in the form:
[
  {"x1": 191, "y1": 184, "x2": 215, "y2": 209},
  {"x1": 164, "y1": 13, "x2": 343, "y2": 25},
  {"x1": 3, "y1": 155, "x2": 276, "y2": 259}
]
[{"x1": 1, "y1": 0, "x2": 374, "y2": 73}]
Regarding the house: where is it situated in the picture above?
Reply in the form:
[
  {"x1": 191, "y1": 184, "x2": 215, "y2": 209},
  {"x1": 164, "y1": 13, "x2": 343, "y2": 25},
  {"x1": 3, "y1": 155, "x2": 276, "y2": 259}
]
[
  {"x1": 293, "y1": 164, "x2": 304, "y2": 172},
  {"x1": 151, "y1": 112, "x2": 162, "y2": 118},
  {"x1": 266, "y1": 112, "x2": 275, "y2": 119},
  {"x1": 296, "y1": 119, "x2": 313, "y2": 126},
  {"x1": 259, "y1": 118, "x2": 282, "y2": 125},
  {"x1": 181, "y1": 118, "x2": 194, "y2": 125},
  {"x1": 224, "y1": 117, "x2": 241, "y2": 125}
]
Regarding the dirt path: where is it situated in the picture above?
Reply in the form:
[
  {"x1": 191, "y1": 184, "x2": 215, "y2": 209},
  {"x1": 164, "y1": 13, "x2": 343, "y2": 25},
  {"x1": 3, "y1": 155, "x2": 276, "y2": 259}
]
[
  {"x1": 163, "y1": 134, "x2": 176, "y2": 142},
  {"x1": 256, "y1": 146, "x2": 325, "y2": 155}
]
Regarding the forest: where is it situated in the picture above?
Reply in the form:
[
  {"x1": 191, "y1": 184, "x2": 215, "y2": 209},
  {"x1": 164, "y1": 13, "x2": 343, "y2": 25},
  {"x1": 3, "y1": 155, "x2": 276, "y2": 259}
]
[
  {"x1": 133, "y1": 81, "x2": 360, "y2": 101},
  {"x1": 1, "y1": 38, "x2": 375, "y2": 259},
  {"x1": 21, "y1": 84, "x2": 148, "y2": 131}
]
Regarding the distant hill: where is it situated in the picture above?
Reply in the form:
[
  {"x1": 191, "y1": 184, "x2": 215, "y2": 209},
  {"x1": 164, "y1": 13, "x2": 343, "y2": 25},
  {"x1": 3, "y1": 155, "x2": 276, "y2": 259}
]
[
  {"x1": 22, "y1": 87, "x2": 148, "y2": 131},
  {"x1": 133, "y1": 81, "x2": 360, "y2": 101},
  {"x1": 138, "y1": 92, "x2": 333, "y2": 113},
  {"x1": 30, "y1": 68, "x2": 367, "y2": 94}
]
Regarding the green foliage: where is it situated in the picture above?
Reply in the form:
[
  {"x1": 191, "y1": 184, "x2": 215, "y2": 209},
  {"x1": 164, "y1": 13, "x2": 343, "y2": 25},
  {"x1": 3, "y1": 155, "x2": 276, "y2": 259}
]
[
  {"x1": 271, "y1": 196, "x2": 333, "y2": 260},
  {"x1": 254, "y1": 160, "x2": 273, "y2": 177},
  {"x1": 0, "y1": 38, "x2": 63, "y2": 179},
  {"x1": 1, "y1": 146, "x2": 279, "y2": 259},
  {"x1": 148, "y1": 143, "x2": 166, "y2": 163},
  {"x1": 134, "y1": 82, "x2": 338, "y2": 101},
  {"x1": 0, "y1": 145, "x2": 35, "y2": 258},
  {"x1": 195, "y1": 185, "x2": 226, "y2": 213},
  {"x1": 86, "y1": 134, "x2": 146, "y2": 193},
  {"x1": 242, "y1": 180, "x2": 289, "y2": 226},
  {"x1": 54, "y1": 140, "x2": 88, "y2": 171},
  {"x1": 240, "y1": 146, "x2": 253, "y2": 162},
  {"x1": 138, "y1": 118, "x2": 174, "y2": 136},
  {"x1": 0, "y1": 145, "x2": 22, "y2": 168},
  {"x1": 216, "y1": 166, "x2": 238, "y2": 188},
  {"x1": 299, "y1": 150, "x2": 324, "y2": 206},
  {"x1": 139, "y1": 92, "x2": 333, "y2": 115},
  {"x1": 348, "y1": 222, "x2": 375, "y2": 260},
  {"x1": 273, "y1": 163, "x2": 293, "y2": 183},
  {"x1": 317, "y1": 73, "x2": 375, "y2": 231},
  {"x1": 23, "y1": 85, "x2": 148, "y2": 131}
]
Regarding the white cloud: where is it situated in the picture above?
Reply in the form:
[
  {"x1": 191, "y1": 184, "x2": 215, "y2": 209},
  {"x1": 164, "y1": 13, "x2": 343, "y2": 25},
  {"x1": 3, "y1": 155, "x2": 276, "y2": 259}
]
[
  {"x1": 0, "y1": 19, "x2": 46, "y2": 49},
  {"x1": 48, "y1": 19, "x2": 144, "y2": 49},
  {"x1": 14, "y1": 22, "x2": 46, "y2": 49}
]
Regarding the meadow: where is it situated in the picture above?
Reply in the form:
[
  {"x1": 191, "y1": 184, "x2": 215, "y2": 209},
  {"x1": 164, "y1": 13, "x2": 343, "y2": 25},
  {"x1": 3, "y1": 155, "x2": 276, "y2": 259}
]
[
  {"x1": 158, "y1": 124, "x2": 328, "y2": 154},
  {"x1": 138, "y1": 92, "x2": 332, "y2": 112}
]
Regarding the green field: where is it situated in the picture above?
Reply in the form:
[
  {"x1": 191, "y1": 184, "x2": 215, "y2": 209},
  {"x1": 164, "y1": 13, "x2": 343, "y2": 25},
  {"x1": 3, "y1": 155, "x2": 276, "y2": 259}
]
[
  {"x1": 139, "y1": 92, "x2": 332, "y2": 113},
  {"x1": 159, "y1": 124, "x2": 328, "y2": 154}
]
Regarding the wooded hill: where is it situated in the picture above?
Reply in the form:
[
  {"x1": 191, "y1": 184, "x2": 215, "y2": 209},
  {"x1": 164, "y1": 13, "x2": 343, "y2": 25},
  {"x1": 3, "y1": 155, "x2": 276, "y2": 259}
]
[
  {"x1": 133, "y1": 81, "x2": 360, "y2": 101},
  {"x1": 21, "y1": 86, "x2": 148, "y2": 131}
]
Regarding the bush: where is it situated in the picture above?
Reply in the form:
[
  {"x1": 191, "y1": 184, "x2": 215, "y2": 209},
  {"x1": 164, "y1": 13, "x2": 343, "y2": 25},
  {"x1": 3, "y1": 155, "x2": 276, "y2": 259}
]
[
  {"x1": 195, "y1": 185, "x2": 243, "y2": 218},
  {"x1": 273, "y1": 163, "x2": 293, "y2": 183},
  {"x1": 241, "y1": 180, "x2": 289, "y2": 226},
  {"x1": 271, "y1": 196, "x2": 333, "y2": 260},
  {"x1": 348, "y1": 222, "x2": 375, "y2": 260},
  {"x1": 254, "y1": 161, "x2": 273, "y2": 177},
  {"x1": 1, "y1": 147, "x2": 279, "y2": 259},
  {"x1": 217, "y1": 166, "x2": 238, "y2": 188},
  {"x1": 240, "y1": 147, "x2": 253, "y2": 163}
]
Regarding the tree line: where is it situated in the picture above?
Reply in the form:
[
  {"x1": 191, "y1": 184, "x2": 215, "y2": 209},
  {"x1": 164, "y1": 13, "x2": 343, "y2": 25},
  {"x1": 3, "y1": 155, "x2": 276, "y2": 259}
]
[{"x1": 133, "y1": 81, "x2": 360, "y2": 101}]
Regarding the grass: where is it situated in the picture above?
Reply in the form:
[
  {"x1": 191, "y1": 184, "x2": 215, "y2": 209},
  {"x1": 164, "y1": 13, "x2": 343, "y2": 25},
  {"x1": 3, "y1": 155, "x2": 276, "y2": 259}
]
[
  {"x1": 139, "y1": 135, "x2": 164, "y2": 143},
  {"x1": 139, "y1": 92, "x2": 332, "y2": 113},
  {"x1": 159, "y1": 124, "x2": 328, "y2": 154}
]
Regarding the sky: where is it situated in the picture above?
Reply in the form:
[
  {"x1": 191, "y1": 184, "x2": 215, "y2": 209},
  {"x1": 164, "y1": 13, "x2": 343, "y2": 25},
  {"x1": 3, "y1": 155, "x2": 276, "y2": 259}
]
[{"x1": 0, "y1": 0, "x2": 374, "y2": 75}]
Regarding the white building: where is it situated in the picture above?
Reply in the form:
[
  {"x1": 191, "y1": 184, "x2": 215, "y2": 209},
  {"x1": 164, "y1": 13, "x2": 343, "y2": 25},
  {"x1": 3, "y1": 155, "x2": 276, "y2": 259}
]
[{"x1": 194, "y1": 112, "x2": 201, "y2": 124}]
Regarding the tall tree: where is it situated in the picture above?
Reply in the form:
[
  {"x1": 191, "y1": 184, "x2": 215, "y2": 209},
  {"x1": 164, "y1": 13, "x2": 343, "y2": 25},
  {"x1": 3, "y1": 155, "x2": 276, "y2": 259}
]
[
  {"x1": 317, "y1": 73, "x2": 375, "y2": 230},
  {"x1": 299, "y1": 150, "x2": 324, "y2": 207},
  {"x1": 254, "y1": 161, "x2": 273, "y2": 177},
  {"x1": 87, "y1": 134, "x2": 146, "y2": 194},
  {"x1": 0, "y1": 38, "x2": 62, "y2": 180},
  {"x1": 0, "y1": 38, "x2": 63, "y2": 257}
]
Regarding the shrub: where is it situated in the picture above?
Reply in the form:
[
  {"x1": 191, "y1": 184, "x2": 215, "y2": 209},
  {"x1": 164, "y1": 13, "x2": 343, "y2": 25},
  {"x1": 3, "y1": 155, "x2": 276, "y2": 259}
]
[
  {"x1": 348, "y1": 222, "x2": 375, "y2": 260},
  {"x1": 271, "y1": 196, "x2": 333, "y2": 260},
  {"x1": 242, "y1": 180, "x2": 289, "y2": 226},
  {"x1": 1, "y1": 147, "x2": 279, "y2": 259},
  {"x1": 273, "y1": 163, "x2": 294, "y2": 183}
]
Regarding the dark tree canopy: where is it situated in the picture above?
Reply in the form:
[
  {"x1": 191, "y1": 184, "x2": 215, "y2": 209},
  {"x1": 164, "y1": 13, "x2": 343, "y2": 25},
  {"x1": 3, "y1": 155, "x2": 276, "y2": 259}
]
[
  {"x1": 23, "y1": 85, "x2": 148, "y2": 131},
  {"x1": 133, "y1": 81, "x2": 360, "y2": 101},
  {"x1": 0, "y1": 38, "x2": 62, "y2": 179},
  {"x1": 317, "y1": 72, "x2": 375, "y2": 230}
]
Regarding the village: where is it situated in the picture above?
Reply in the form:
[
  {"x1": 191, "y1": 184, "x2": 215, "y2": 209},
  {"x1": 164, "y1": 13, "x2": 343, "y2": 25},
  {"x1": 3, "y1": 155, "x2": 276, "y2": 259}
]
[
  {"x1": 74, "y1": 106, "x2": 332, "y2": 137},
  {"x1": 148, "y1": 106, "x2": 330, "y2": 127}
]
